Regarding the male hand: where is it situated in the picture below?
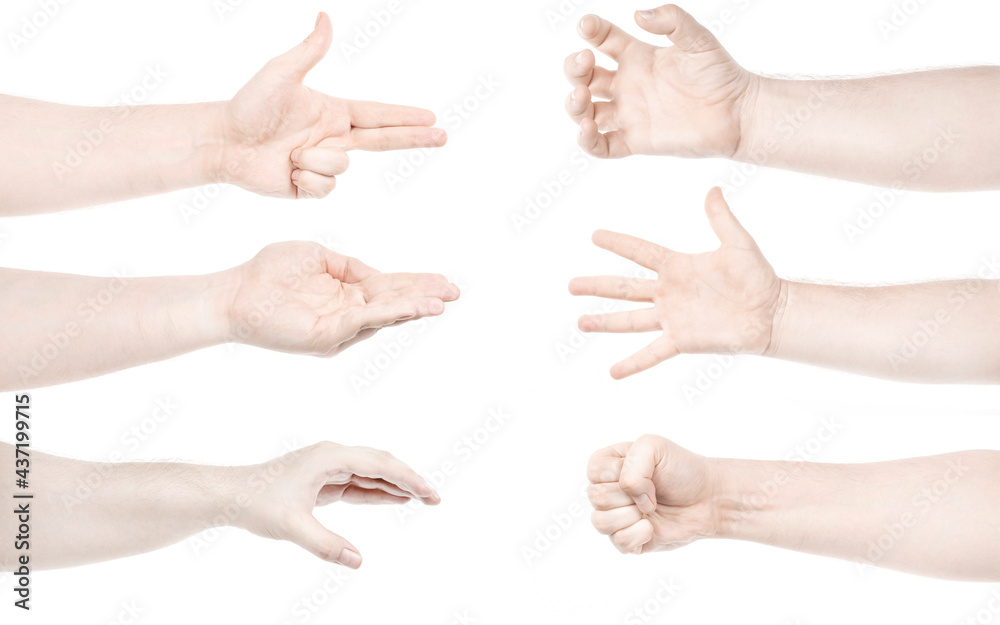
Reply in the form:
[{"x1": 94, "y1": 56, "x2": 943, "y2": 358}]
[
  {"x1": 219, "y1": 12, "x2": 446, "y2": 198},
  {"x1": 564, "y1": 4, "x2": 757, "y2": 159},
  {"x1": 225, "y1": 241, "x2": 459, "y2": 356},
  {"x1": 569, "y1": 188, "x2": 784, "y2": 379},
  {"x1": 587, "y1": 435, "x2": 719, "y2": 554},
  {"x1": 230, "y1": 442, "x2": 440, "y2": 568}
]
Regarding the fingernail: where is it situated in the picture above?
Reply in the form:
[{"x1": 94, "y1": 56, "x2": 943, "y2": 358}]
[
  {"x1": 290, "y1": 169, "x2": 300, "y2": 182},
  {"x1": 315, "y1": 12, "x2": 322, "y2": 27},
  {"x1": 637, "y1": 493, "x2": 653, "y2": 511},
  {"x1": 570, "y1": 90, "x2": 576, "y2": 103},
  {"x1": 337, "y1": 548, "x2": 362, "y2": 569},
  {"x1": 575, "y1": 51, "x2": 586, "y2": 64},
  {"x1": 637, "y1": 9, "x2": 656, "y2": 20},
  {"x1": 290, "y1": 148, "x2": 302, "y2": 164}
]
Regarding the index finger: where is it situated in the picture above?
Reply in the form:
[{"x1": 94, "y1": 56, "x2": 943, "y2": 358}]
[
  {"x1": 332, "y1": 447, "x2": 440, "y2": 503},
  {"x1": 577, "y1": 14, "x2": 637, "y2": 62},
  {"x1": 587, "y1": 442, "x2": 632, "y2": 484},
  {"x1": 324, "y1": 249, "x2": 380, "y2": 282},
  {"x1": 592, "y1": 230, "x2": 671, "y2": 271},
  {"x1": 348, "y1": 100, "x2": 437, "y2": 129}
]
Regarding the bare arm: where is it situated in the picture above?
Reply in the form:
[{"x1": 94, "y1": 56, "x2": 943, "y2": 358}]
[
  {"x1": 739, "y1": 68, "x2": 1000, "y2": 191},
  {"x1": 587, "y1": 435, "x2": 1000, "y2": 581},
  {"x1": 570, "y1": 188, "x2": 1000, "y2": 383},
  {"x1": 768, "y1": 279, "x2": 1000, "y2": 383},
  {"x1": 0, "y1": 12, "x2": 445, "y2": 215},
  {"x1": 565, "y1": 5, "x2": 1000, "y2": 191},
  {"x1": 0, "y1": 441, "x2": 439, "y2": 571},
  {"x1": 0, "y1": 241, "x2": 459, "y2": 391}
]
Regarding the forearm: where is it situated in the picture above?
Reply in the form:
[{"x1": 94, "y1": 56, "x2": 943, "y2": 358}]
[
  {"x1": 738, "y1": 67, "x2": 1000, "y2": 191},
  {"x1": 765, "y1": 279, "x2": 1000, "y2": 383},
  {"x1": 0, "y1": 443, "x2": 236, "y2": 570},
  {"x1": 713, "y1": 451, "x2": 1000, "y2": 581},
  {"x1": 0, "y1": 95, "x2": 224, "y2": 215},
  {"x1": 0, "y1": 268, "x2": 232, "y2": 390}
]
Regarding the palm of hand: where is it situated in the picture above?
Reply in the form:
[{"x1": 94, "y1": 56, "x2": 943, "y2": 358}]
[
  {"x1": 227, "y1": 245, "x2": 362, "y2": 356},
  {"x1": 615, "y1": 42, "x2": 750, "y2": 158},
  {"x1": 653, "y1": 245, "x2": 781, "y2": 356}
]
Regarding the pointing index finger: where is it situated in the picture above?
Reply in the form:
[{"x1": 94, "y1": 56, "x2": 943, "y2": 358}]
[
  {"x1": 592, "y1": 230, "x2": 671, "y2": 271},
  {"x1": 577, "y1": 14, "x2": 637, "y2": 62},
  {"x1": 348, "y1": 99, "x2": 437, "y2": 129}
]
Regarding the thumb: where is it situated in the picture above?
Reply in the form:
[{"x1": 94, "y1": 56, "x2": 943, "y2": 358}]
[
  {"x1": 284, "y1": 514, "x2": 363, "y2": 569},
  {"x1": 619, "y1": 435, "x2": 662, "y2": 515},
  {"x1": 634, "y1": 4, "x2": 719, "y2": 53},
  {"x1": 704, "y1": 187, "x2": 755, "y2": 247},
  {"x1": 274, "y1": 12, "x2": 333, "y2": 81}
]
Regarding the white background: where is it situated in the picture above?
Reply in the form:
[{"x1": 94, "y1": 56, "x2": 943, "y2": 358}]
[{"x1": 2, "y1": 0, "x2": 1000, "y2": 623}]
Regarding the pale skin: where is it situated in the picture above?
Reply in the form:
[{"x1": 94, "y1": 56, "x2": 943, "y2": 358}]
[
  {"x1": 0, "y1": 241, "x2": 460, "y2": 391},
  {"x1": 587, "y1": 435, "x2": 1000, "y2": 581},
  {"x1": 0, "y1": 440, "x2": 439, "y2": 570},
  {"x1": 0, "y1": 12, "x2": 446, "y2": 215},
  {"x1": 569, "y1": 188, "x2": 1000, "y2": 383},
  {"x1": 564, "y1": 4, "x2": 1000, "y2": 191}
]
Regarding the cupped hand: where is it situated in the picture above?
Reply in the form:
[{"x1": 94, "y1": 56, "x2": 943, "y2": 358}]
[
  {"x1": 569, "y1": 188, "x2": 784, "y2": 379},
  {"x1": 219, "y1": 12, "x2": 447, "y2": 199},
  {"x1": 232, "y1": 442, "x2": 440, "y2": 568},
  {"x1": 587, "y1": 434, "x2": 719, "y2": 554},
  {"x1": 225, "y1": 241, "x2": 459, "y2": 356},
  {"x1": 564, "y1": 4, "x2": 757, "y2": 159}
]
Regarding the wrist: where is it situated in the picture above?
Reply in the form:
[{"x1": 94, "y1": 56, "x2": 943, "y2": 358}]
[
  {"x1": 209, "y1": 268, "x2": 242, "y2": 345},
  {"x1": 196, "y1": 464, "x2": 251, "y2": 530},
  {"x1": 709, "y1": 458, "x2": 783, "y2": 541},
  {"x1": 762, "y1": 279, "x2": 791, "y2": 358},
  {"x1": 732, "y1": 73, "x2": 767, "y2": 162},
  {"x1": 187, "y1": 271, "x2": 235, "y2": 346},
  {"x1": 181, "y1": 101, "x2": 229, "y2": 188}
]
